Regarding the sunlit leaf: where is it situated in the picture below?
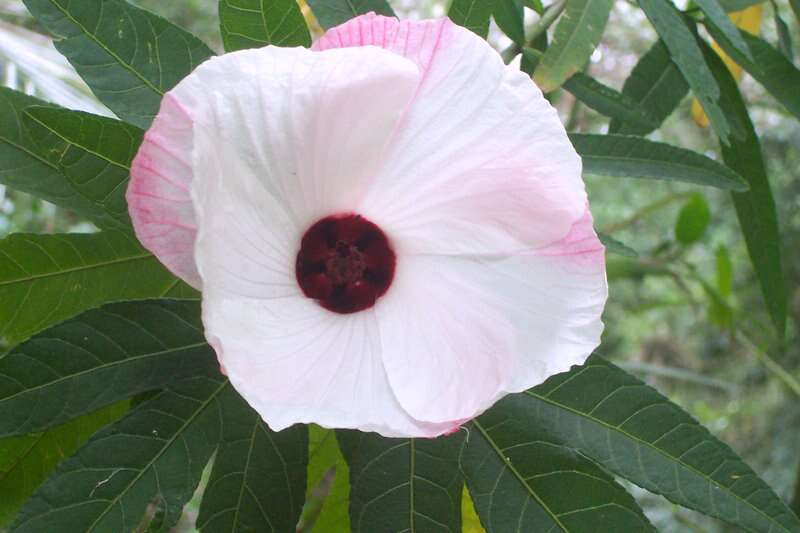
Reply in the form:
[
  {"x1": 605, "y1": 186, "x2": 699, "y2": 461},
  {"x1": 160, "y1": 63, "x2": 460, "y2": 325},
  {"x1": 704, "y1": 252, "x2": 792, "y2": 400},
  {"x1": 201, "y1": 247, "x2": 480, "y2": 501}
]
[
  {"x1": 337, "y1": 431, "x2": 465, "y2": 532},
  {"x1": 699, "y1": 37, "x2": 786, "y2": 335},
  {"x1": 0, "y1": 300, "x2": 216, "y2": 438},
  {"x1": 609, "y1": 41, "x2": 689, "y2": 135},
  {"x1": 12, "y1": 375, "x2": 226, "y2": 533},
  {"x1": 306, "y1": 0, "x2": 394, "y2": 29},
  {"x1": 196, "y1": 389, "x2": 308, "y2": 532},
  {"x1": 522, "y1": 356, "x2": 800, "y2": 532},
  {"x1": 0, "y1": 231, "x2": 192, "y2": 346},
  {"x1": 638, "y1": 0, "x2": 734, "y2": 142},
  {"x1": 22, "y1": 0, "x2": 214, "y2": 128},
  {"x1": 533, "y1": 0, "x2": 614, "y2": 92},
  {"x1": 461, "y1": 403, "x2": 655, "y2": 532},
  {"x1": 219, "y1": 0, "x2": 311, "y2": 52},
  {"x1": 570, "y1": 134, "x2": 748, "y2": 190},
  {"x1": 302, "y1": 426, "x2": 351, "y2": 532},
  {"x1": 675, "y1": 193, "x2": 711, "y2": 244}
]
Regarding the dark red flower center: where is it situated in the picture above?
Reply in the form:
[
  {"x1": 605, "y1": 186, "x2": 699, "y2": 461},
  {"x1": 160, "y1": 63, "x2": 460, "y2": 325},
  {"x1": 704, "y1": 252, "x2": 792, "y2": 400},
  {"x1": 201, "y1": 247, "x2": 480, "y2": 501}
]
[{"x1": 295, "y1": 214, "x2": 395, "y2": 314}]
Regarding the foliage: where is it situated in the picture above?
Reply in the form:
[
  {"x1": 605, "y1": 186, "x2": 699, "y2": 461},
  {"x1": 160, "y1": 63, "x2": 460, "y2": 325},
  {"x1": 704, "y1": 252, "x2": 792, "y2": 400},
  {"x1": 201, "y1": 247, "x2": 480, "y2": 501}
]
[{"x1": 0, "y1": 0, "x2": 799, "y2": 532}]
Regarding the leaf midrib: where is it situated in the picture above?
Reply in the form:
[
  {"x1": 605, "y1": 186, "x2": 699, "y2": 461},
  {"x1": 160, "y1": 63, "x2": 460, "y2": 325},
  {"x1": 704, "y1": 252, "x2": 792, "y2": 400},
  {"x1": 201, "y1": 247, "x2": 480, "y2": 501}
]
[
  {"x1": 0, "y1": 252, "x2": 153, "y2": 287},
  {"x1": 472, "y1": 420, "x2": 567, "y2": 532},
  {"x1": 524, "y1": 389, "x2": 794, "y2": 532}
]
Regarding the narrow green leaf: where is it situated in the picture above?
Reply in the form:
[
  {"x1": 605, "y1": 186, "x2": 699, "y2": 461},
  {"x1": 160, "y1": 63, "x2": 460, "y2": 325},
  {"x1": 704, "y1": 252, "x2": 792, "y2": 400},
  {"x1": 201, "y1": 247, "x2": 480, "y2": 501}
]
[
  {"x1": 22, "y1": 0, "x2": 214, "y2": 129},
  {"x1": 303, "y1": 426, "x2": 351, "y2": 532},
  {"x1": 12, "y1": 376, "x2": 226, "y2": 533},
  {"x1": 337, "y1": 431, "x2": 465, "y2": 532},
  {"x1": 695, "y1": 0, "x2": 754, "y2": 60},
  {"x1": 0, "y1": 300, "x2": 216, "y2": 438},
  {"x1": 570, "y1": 134, "x2": 749, "y2": 190},
  {"x1": 461, "y1": 406, "x2": 655, "y2": 532},
  {"x1": 0, "y1": 402, "x2": 127, "y2": 527},
  {"x1": 638, "y1": 0, "x2": 733, "y2": 142},
  {"x1": 790, "y1": 0, "x2": 800, "y2": 21},
  {"x1": 719, "y1": 0, "x2": 766, "y2": 11},
  {"x1": 597, "y1": 232, "x2": 639, "y2": 257},
  {"x1": 22, "y1": 106, "x2": 142, "y2": 229},
  {"x1": 197, "y1": 389, "x2": 308, "y2": 532},
  {"x1": 699, "y1": 37, "x2": 786, "y2": 334},
  {"x1": 306, "y1": 0, "x2": 395, "y2": 30},
  {"x1": 523, "y1": 356, "x2": 800, "y2": 532},
  {"x1": 773, "y1": 9, "x2": 794, "y2": 61},
  {"x1": 449, "y1": 0, "x2": 498, "y2": 37},
  {"x1": 0, "y1": 231, "x2": 191, "y2": 346},
  {"x1": 609, "y1": 40, "x2": 689, "y2": 135},
  {"x1": 533, "y1": 0, "x2": 614, "y2": 92},
  {"x1": 0, "y1": 89, "x2": 125, "y2": 229},
  {"x1": 705, "y1": 20, "x2": 800, "y2": 121},
  {"x1": 219, "y1": 0, "x2": 311, "y2": 52},
  {"x1": 675, "y1": 193, "x2": 711, "y2": 244},
  {"x1": 494, "y1": 0, "x2": 526, "y2": 45}
]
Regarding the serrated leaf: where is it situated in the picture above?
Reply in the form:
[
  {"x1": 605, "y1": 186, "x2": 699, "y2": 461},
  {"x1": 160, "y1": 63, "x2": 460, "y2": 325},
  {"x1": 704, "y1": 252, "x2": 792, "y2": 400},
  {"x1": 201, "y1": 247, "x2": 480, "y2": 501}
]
[
  {"x1": 0, "y1": 402, "x2": 127, "y2": 527},
  {"x1": 698, "y1": 37, "x2": 786, "y2": 335},
  {"x1": 609, "y1": 41, "x2": 690, "y2": 135},
  {"x1": 449, "y1": 0, "x2": 498, "y2": 37},
  {"x1": 219, "y1": 0, "x2": 311, "y2": 52},
  {"x1": 22, "y1": 0, "x2": 214, "y2": 129},
  {"x1": 0, "y1": 89, "x2": 128, "y2": 229},
  {"x1": 522, "y1": 356, "x2": 800, "y2": 532},
  {"x1": 337, "y1": 430, "x2": 465, "y2": 533},
  {"x1": 461, "y1": 403, "x2": 655, "y2": 532},
  {"x1": 306, "y1": 0, "x2": 395, "y2": 29},
  {"x1": 597, "y1": 232, "x2": 639, "y2": 257},
  {"x1": 22, "y1": 106, "x2": 141, "y2": 229},
  {"x1": 0, "y1": 231, "x2": 192, "y2": 346},
  {"x1": 12, "y1": 375, "x2": 226, "y2": 533},
  {"x1": 533, "y1": 0, "x2": 614, "y2": 92},
  {"x1": 0, "y1": 300, "x2": 216, "y2": 438},
  {"x1": 570, "y1": 134, "x2": 749, "y2": 190},
  {"x1": 638, "y1": 0, "x2": 734, "y2": 142},
  {"x1": 695, "y1": 0, "x2": 755, "y2": 60},
  {"x1": 675, "y1": 193, "x2": 711, "y2": 244},
  {"x1": 494, "y1": 0, "x2": 526, "y2": 44},
  {"x1": 706, "y1": 18, "x2": 800, "y2": 121},
  {"x1": 196, "y1": 388, "x2": 307, "y2": 532},
  {"x1": 302, "y1": 426, "x2": 351, "y2": 532}
]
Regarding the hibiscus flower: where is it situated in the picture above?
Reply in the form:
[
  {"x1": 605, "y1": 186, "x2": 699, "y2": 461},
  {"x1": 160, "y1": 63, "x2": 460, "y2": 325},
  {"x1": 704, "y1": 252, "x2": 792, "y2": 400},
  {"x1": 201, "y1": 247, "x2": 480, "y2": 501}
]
[{"x1": 126, "y1": 13, "x2": 607, "y2": 438}]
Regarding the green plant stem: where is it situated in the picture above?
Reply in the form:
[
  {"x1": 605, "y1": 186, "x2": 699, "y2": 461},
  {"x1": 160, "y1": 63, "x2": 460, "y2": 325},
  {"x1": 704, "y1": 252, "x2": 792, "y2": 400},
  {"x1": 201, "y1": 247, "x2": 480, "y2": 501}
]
[
  {"x1": 736, "y1": 330, "x2": 800, "y2": 398},
  {"x1": 602, "y1": 191, "x2": 693, "y2": 234},
  {"x1": 528, "y1": 0, "x2": 567, "y2": 43}
]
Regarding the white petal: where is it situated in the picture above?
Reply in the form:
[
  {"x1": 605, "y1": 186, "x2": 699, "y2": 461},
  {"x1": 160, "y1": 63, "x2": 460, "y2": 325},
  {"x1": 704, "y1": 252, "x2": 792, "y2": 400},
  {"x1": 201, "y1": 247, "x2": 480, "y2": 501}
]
[{"x1": 377, "y1": 212, "x2": 607, "y2": 423}]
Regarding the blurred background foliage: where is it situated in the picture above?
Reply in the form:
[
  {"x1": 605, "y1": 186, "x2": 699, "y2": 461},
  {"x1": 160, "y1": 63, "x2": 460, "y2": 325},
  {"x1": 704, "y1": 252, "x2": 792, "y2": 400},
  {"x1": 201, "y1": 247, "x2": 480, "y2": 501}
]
[{"x1": 0, "y1": 0, "x2": 798, "y2": 531}]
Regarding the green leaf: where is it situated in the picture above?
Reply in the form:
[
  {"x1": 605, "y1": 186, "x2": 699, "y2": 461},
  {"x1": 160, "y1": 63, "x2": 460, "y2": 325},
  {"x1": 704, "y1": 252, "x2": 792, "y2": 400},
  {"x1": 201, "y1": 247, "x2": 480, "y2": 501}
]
[
  {"x1": 699, "y1": 37, "x2": 787, "y2": 335},
  {"x1": 522, "y1": 356, "x2": 800, "y2": 532},
  {"x1": 675, "y1": 193, "x2": 711, "y2": 244},
  {"x1": 12, "y1": 375, "x2": 227, "y2": 533},
  {"x1": 719, "y1": 0, "x2": 765, "y2": 10},
  {"x1": 494, "y1": 0, "x2": 526, "y2": 45},
  {"x1": 0, "y1": 402, "x2": 127, "y2": 527},
  {"x1": 716, "y1": 245, "x2": 733, "y2": 297},
  {"x1": 705, "y1": 20, "x2": 800, "y2": 121},
  {"x1": 0, "y1": 231, "x2": 191, "y2": 346},
  {"x1": 638, "y1": 0, "x2": 733, "y2": 142},
  {"x1": 0, "y1": 300, "x2": 216, "y2": 438},
  {"x1": 449, "y1": 0, "x2": 498, "y2": 37},
  {"x1": 306, "y1": 0, "x2": 395, "y2": 29},
  {"x1": 461, "y1": 405, "x2": 654, "y2": 532},
  {"x1": 609, "y1": 40, "x2": 689, "y2": 135},
  {"x1": 22, "y1": 0, "x2": 214, "y2": 129},
  {"x1": 598, "y1": 232, "x2": 639, "y2": 257},
  {"x1": 219, "y1": 0, "x2": 311, "y2": 52},
  {"x1": 570, "y1": 134, "x2": 749, "y2": 190},
  {"x1": 337, "y1": 431, "x2": 465, "y2": 532},
  {"x1": 695, "y1": 0, "x2": 754, "y2": 60},
  {"x1": 791, "y1": 0, "x2": 800, "y2": 21},
  {"x1": 196, "y1": 388, "x2": 308, "y2": 532},
  {"x1": 302, "y1": 426, "x2": 351, "y2": 532},
  {"x1": 0, "y1": 89, "x2": 126, "y2": 229},
  {"x1": 22, "y1": 106, "x2": 142, "y2": 229},
  {"x1": 533, "y1": 0, "x2": 614, "y2": 92},
  {"x1": 773, "y1": 8, "x2": 794, "y2": 61}
]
